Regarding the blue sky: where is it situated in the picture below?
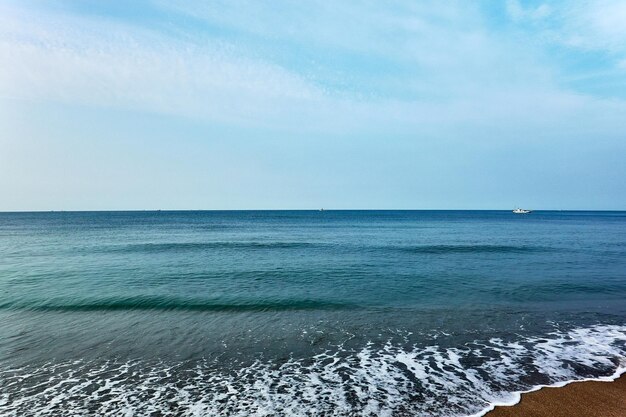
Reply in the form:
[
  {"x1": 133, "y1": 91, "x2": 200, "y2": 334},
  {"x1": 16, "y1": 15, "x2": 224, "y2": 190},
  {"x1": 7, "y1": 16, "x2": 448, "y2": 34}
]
[{"x1": 1, "y1": 0, "x2": 625, "y2": 210}]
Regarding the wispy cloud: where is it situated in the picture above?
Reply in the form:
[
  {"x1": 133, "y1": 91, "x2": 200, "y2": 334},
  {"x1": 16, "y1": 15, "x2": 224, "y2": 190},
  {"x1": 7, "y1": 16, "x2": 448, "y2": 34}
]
[
  {"x1": 560, "y1": 0, "x2": 626, "y2": 52},
  {"x1": 505, "y1": 1, "x2": 626, "y2": 56},
  {"x1": 0, "y1": 3, "x2": 327, "y2": 127},
  {"x1": 506, "y1": 0, "x2": 552, "y2": 21},
  {"x1": 1, "y1": 0, "x2": 625, "y2": 136}
]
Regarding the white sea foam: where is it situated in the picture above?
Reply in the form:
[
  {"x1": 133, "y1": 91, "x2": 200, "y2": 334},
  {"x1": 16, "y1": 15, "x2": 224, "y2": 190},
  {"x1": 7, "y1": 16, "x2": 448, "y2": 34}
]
[{"x1": 1, "y1": 324, "x2": 625, "y2": 416}]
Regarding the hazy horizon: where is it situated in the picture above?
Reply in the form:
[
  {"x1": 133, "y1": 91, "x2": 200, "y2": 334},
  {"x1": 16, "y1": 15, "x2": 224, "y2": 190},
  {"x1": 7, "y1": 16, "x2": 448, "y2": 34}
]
[{"x1": 1, "y1": 207, "x2": 625, "y2": 213}]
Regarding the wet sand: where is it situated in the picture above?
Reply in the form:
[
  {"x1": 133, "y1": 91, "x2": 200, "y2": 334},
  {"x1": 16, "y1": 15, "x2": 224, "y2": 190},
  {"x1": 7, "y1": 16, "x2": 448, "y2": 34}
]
[{"x1": 486, "y1": 374, "x2": 626, "y2": 417}]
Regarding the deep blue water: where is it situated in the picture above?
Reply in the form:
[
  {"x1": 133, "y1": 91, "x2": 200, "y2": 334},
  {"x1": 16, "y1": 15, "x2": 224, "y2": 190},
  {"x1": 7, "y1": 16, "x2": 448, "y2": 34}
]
[{"x1": 1, "y1": 210, "x2": 625, "y2": 416}]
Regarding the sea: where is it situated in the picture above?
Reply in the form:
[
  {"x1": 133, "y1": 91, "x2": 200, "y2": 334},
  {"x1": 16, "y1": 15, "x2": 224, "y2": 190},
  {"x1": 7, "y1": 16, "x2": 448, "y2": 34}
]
[{"x1": 1, "y1": 210, "x2": 625, "y2": 416}]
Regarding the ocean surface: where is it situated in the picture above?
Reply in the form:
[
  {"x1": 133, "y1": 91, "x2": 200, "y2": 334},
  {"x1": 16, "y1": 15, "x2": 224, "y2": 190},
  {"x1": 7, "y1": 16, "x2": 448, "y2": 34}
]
[{"x1": 1, "y1": 210, "x2": 626, "y2": 416}]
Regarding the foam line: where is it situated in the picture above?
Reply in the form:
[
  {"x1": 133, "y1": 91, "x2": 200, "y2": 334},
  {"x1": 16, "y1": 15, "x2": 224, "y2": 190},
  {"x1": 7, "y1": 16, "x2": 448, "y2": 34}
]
[{"x1": 1, "y1": 324, "x2": 625, "y2": 416}]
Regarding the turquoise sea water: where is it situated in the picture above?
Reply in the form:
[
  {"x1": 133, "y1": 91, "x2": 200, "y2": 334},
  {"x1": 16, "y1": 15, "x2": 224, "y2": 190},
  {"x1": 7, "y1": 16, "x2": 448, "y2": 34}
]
[{"x1": 1, "y1": 210, "x2": 625, "y2": 416}]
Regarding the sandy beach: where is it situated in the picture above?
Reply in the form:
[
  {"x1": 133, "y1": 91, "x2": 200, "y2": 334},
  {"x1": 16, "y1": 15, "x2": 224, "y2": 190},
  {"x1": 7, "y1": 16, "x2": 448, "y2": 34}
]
[{"x1": 487, "y1": 374, "x2": 626, "y2": 417}]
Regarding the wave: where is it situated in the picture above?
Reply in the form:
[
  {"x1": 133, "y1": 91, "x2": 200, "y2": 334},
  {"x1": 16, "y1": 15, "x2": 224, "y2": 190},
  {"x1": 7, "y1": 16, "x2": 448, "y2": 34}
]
[
  {"x1": 89, "y1": 243, "x2": 548, "y2": 255},
  {"x1": 393, "y1": 244, "x2": 548, "y2": 254},
  {"x1": 0, "y1": 296, "x2": 354, "y2": 312},
  {"x1": 0, "y1": 324, "x2": 624, "y2": 416},
  {"x1": 100, "y1": 241, "x2": 320, "y2": 253}
]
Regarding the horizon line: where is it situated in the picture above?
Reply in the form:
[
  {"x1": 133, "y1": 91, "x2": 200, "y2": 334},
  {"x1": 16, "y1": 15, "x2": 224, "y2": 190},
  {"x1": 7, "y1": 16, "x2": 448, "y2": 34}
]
[{"x1": 1, "y1": 208, "x2": 625, "y2": 213}]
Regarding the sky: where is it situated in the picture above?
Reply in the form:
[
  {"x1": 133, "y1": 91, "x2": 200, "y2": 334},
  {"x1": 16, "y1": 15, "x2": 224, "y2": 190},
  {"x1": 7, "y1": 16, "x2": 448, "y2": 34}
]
[{"x1": 1, "y1": 0, "x2": 625, "y2": 210}]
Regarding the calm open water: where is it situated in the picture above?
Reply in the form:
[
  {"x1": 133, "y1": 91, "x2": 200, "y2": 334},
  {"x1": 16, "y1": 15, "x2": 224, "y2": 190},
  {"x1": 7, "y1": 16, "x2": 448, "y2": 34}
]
[{"x1": 1, "y1": 210, "x2": 625, "y2": 416}]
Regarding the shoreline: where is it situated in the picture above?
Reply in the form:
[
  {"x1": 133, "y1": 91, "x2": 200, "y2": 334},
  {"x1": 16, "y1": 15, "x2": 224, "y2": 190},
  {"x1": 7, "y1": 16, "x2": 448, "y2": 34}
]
[{"x1": 482, "y1": 369, "x2": 626, "y2": 417}]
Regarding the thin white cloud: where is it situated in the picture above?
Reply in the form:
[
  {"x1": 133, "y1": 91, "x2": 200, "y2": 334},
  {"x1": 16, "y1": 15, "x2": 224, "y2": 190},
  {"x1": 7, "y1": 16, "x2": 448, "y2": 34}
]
[
  {"x1": 506, "y1": 0, "x2": 551, "y2": 21},
  {"x1": 1, "y1": 1, "x2": 625, "y2": 137},
  {"x1": 509, "y1": 0, "x2": 626, "y2": 54},
  {"x1": 0, "y1": 4, "x2": 327, "y2": 127},
  {"x1": 569, "y1": 0, "x2": 626, "y2": 51}
]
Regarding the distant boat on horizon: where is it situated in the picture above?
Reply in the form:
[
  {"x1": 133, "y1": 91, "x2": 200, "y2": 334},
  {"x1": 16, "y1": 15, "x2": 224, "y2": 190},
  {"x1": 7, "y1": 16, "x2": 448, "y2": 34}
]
[{"x1": 513, "y1": 208, "x2": 532, "y2": 214}]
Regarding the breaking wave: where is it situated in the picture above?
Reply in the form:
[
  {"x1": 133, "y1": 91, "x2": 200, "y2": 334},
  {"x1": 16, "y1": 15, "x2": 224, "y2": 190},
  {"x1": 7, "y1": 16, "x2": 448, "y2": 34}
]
[{"x1": 1, "y1": 324, "x2": 625, "y2": 417}]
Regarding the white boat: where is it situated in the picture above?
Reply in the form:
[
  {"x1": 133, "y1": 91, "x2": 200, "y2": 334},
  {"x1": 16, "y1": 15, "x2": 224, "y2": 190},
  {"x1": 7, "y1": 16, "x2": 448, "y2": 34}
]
[{"x1": 512, "y1": 208, "x2": 531, "y2": 214}]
